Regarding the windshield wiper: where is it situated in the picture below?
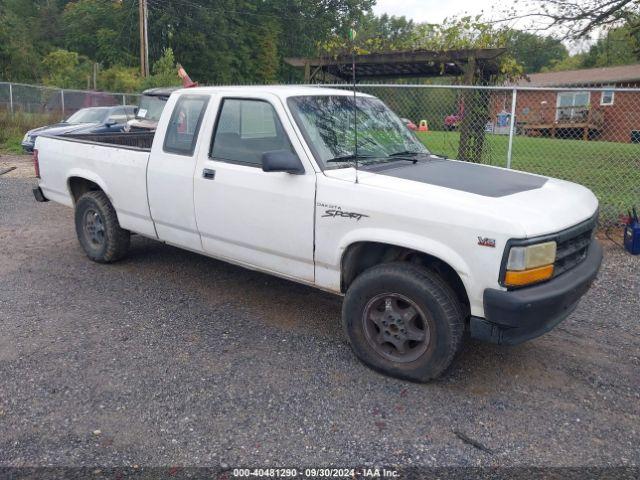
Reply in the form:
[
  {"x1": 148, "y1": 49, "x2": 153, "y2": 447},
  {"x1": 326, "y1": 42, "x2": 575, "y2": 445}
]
[
  {"x1": 326, "y1": 153, "x2": 377, "y2": 163},
  {"x1": 386, "y1": 150, "x2": 425, "y2": 164},
  {"x1": 388, "y1": 150, "x2": 422, "y2": 156}
]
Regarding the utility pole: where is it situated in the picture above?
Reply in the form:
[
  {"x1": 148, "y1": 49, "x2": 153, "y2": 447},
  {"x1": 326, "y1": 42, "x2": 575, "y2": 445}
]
[{"x1": 138, "y1": 0, "x2": 149, "y2": 77}]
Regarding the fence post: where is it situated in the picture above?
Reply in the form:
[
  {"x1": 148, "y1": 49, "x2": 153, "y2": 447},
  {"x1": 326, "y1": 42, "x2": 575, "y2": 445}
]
[
  {"x1": 60, "y1": 89, "x2": 65, "y2": 118},
  {"x1": 8, "y1": 82, "x2": 13, "y2": 114},
  {"x1": 122, "y1": 94, "x2": 126, "y2": 105},
  {"x1": 506, "y1": 87, "x2": 517, "y2": 169}
]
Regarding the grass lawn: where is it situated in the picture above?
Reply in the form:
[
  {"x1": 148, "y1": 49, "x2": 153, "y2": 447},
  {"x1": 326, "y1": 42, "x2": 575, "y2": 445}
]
[
  {"x1": 417, "y1": 131, "x2": 640, "y2": 223},
  {"x1": 0, "y1": 111, "x2": 60, "y2": 155}
]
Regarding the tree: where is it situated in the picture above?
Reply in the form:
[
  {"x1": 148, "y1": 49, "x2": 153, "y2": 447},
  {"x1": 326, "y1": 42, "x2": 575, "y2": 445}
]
[
  {"x1": 142, "y1": 47, "x2": 181, "y2": 89},
  {"x1": 0, "y1": 4, "x2": 41, "y2": 81},
  {"x1": 62, "y1": 0, "x2": 137, "y2": 67},
  {"x1": 540, "y1": 24, "x2": 640, "y2": 71},
  {"x1": 542, "y1": 53, "x2": 588, "y2": 72},
  {"x1": 410, "y1": 17, "x2": 524, "y2": 163},
  {"x1": 42, "y1": 49, "x2": 92, "y2": 89},
  {"x1": 582, "y1": 25, "x2": 640, "y2": 66},
  {"x1": 506, "y1": 31, "x2": 568, "y2": 73},
  {"x1": 98, "y1": 65, "x2": 142, "y2": 92}
]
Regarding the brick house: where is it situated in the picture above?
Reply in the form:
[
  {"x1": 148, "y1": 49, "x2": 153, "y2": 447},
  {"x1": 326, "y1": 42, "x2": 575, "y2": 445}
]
[{"x1": 491, "y1": 64, "x2": 640, "y2": 143}]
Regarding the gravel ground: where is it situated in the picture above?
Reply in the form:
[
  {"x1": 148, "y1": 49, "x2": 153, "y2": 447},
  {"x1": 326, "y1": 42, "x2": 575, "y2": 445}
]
[{"x1": 0, "y1": 157, "x2": 639, "y2": 469}]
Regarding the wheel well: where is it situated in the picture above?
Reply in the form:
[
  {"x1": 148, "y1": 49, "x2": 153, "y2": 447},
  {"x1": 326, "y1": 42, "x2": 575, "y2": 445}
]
[
  {"x1": 68, "y1": 177, "x2": 102, "y2": 204},
  {"x1": 341, "y1": 242, "x2": 470, "y2": 311}
]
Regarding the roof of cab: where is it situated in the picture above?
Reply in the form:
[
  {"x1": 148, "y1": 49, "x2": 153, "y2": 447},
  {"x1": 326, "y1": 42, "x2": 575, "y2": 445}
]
[
  {"x1": 169, "y1": 85, "x2": 372, "y2": 99},
  {"x1": 142, "y1": 87, "x2": 178, "y2": 97}
]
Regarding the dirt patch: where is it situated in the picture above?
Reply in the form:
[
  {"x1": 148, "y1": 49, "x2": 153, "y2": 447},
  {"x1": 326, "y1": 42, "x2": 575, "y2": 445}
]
[{"x1": 0, "y1": 153, "x2": 34, "y2": 179}]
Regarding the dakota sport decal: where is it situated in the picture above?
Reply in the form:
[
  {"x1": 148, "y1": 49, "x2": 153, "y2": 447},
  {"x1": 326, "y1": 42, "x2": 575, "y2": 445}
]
[{"x1": 322, "y1": 209, "x2": 369, "y2": 221}]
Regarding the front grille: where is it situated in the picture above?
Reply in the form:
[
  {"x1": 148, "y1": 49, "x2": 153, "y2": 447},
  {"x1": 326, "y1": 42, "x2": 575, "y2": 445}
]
[{"x1": 553, "y1": 215, "x2": 597, "y2": 277}]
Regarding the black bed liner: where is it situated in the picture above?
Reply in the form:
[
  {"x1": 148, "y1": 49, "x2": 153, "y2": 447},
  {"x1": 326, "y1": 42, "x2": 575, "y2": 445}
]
[{"x1": 59, "y1": 131, "x2": 155, "y2": 151}]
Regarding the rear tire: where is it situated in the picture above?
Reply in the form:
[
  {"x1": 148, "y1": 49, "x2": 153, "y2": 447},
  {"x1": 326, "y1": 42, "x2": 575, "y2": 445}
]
[
  {"x1": 74, "y1": 190, "x2": 130, "y2": 263},
  {"x1": 342, "y1": 262, "x2": 464, "y2": 382}
]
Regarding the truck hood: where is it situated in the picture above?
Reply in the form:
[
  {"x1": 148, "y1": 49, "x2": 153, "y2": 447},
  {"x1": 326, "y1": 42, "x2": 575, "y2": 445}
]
[
  {"x1": 325, "y1": 157, "x2": 598, "y2": 238},
  {"x1": 27, "y1": 122, "x2": 98, "y2": 137}
]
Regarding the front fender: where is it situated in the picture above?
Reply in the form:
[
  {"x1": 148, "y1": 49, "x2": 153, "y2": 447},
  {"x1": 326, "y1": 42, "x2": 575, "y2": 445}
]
[{"x1": 335, "y1": 227, "x2": 473, "y2": 287}]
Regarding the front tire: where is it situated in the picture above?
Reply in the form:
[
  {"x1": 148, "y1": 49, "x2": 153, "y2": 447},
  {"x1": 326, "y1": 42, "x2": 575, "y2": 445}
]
[
  {"x1": 74, "y1": 190, "x2": 130, "y2": 263},
  {"x1": 342, "y1": 262, "x2": 464, "y2": 382}
]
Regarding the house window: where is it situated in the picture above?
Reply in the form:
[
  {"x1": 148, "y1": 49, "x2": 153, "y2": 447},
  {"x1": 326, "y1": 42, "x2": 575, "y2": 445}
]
[
  {"x1": 556, "y1": 91, "x2": 590, "y2": 121},
  {"x1": 601, "y1": 89, "x2": 615, "y2": 106}
]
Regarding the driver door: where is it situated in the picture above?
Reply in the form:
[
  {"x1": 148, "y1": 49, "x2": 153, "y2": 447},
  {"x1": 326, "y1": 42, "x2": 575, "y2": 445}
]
[{"x1": 194, "y1": 94, "x2": 316, "y2": 282}]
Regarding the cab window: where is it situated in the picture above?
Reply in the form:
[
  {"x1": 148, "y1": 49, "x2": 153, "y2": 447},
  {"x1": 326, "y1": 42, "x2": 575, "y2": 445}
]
[
  {"x1": 210, "y1": 98, "x2": 294, "y2": 166},
  {"x1": 163, "y1": 95, "x2": 209, "y2": 155}
]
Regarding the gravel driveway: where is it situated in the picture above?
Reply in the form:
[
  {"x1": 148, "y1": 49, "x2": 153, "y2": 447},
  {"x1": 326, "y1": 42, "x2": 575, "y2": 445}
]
[{"x1": 1, "y1": 156, "x2": 638, "y2": 471}]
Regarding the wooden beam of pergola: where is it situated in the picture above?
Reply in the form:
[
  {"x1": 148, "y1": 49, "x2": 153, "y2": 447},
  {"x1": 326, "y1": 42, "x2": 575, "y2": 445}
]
[{"x1": 285, "y1": 48, "x2": 506, "y2": 83}]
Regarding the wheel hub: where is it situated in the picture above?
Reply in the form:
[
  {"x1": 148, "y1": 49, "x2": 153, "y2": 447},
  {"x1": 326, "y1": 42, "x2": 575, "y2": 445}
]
[
  {"x1": 362, "y1": 293, "x2": 431, "y2": 363},
  {"x1": 83, "y1": 209, "x2": 105, "y2": 247}
]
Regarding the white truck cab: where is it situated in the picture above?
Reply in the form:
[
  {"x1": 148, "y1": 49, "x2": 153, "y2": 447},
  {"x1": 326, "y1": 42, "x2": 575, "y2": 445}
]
[{"x1": 32, "y1": 86, "x2": 602, "y2": 381}]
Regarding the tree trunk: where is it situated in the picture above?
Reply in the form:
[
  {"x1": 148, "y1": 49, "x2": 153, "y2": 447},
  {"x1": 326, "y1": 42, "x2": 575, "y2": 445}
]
[{"x1": 457, "y1": 56, "x2": 490, "y2": 163}]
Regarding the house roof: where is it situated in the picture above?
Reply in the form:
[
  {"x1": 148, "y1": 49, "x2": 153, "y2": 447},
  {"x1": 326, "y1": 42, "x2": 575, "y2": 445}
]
[{"x1": 514, "y1": 64, "x2": 640, "y2": 87}]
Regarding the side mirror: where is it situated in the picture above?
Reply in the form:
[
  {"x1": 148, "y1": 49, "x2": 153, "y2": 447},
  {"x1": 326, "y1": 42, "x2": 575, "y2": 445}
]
[
  {"x1": 261, "y1": 150, "x2": 304, "y2": 175},
  {"x1": 105, "y1": 118, "x2": 117, "y2": 127}
]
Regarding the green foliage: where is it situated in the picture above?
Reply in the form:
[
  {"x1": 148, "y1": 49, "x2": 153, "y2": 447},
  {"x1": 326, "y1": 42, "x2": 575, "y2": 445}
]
[
  {"x1": 62, "y1": 0, "x2": 135, "y2": 68},
  {"x1": 0, "y1": 0, "x2": 42, "y2": 82},
  {"x1": 506, "y1": 31, "x2": 569, "y2": 73},
  {"x1": 318, "y1": 15, "x2": 524, "y2": 83},
  {"x1": 543, "y1": 24, "x2": 640, "y2": 72},
  {"x1": 98, "y1": 65, "x2": 142, "y2": 93},
  {"x1": 42, "y1": 49, "x2": 92, "y2": 89},
  {"x1": 582, "y1": 25, "x2": 640, "y2": 68},
  {"x1": 7, "y1": 0, "x2": 627, "y2": 91},
  {"x1": 542, "y1": 54, "x2": 588, "y2": 72},
  {"x1": 96, "y1": 49, "x2": 182, "y2": 92},
  {"x1": 142, "y1": 48, "x2": 181, "y2": 89}
]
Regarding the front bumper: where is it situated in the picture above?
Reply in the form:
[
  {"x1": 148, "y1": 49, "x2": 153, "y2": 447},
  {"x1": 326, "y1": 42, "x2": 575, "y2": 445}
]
[
  {"x1": 470, "y1": 239, "x2": 603, "y2": 345},
  {"x1": 21, "y1": 141, "x2": 34, "y2": 152}
]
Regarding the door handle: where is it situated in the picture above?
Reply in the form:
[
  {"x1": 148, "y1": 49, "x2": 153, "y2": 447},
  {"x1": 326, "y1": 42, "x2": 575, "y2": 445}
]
[{"x1": 202, "y1": 168, "x2": 216, "y2": 180}]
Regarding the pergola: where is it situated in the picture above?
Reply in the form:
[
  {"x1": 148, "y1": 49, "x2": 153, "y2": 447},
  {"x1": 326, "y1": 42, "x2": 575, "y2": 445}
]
[{"x1": 284, "y1": 48, "x2": 506, "y2": 84}]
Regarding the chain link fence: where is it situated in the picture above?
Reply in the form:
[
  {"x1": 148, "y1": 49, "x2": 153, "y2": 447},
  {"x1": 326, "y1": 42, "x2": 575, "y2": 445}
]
[
  {"x1": 0, "y1": 81, "x2": 140, "y2": 118},
  {"x1": 340, "y1": 84, "x2": 639, "y2": 226}
]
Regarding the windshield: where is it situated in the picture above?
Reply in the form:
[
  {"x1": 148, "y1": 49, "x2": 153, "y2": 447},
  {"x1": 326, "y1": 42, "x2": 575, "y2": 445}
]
[
  {"x1": 66, "y1": 108, "x2": 108, "y2": 124},
  {"x1": 136, "y1": 95, "x2": 168, "y2": 121},
  {"x1": 287, "y1": 95, "x2": 428, "y2": 169}
]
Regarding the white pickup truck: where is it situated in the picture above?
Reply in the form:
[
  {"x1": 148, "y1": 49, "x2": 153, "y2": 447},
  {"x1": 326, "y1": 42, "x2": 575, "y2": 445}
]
[{"x1": 32, "y1": 86, "x2": 602, "y2": 381}]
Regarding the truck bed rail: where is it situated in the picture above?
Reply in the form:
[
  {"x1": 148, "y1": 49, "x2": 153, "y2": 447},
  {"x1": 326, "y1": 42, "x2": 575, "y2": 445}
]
[{"x1": 62, "y1": 131, "x2": 155, "y2": 150}]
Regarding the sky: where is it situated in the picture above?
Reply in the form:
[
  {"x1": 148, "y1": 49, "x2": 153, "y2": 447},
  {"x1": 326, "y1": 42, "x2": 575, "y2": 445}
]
[
  {"x1": 372, "y1": 0, "x2": 501, "y2": 25},
  {"x1": 372, "y1": 0, "x2": 593, "y2": 53}
]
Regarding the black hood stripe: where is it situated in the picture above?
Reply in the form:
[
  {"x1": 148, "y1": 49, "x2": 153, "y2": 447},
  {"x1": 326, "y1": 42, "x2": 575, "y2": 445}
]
[{"x1": 374, "y1": 158, "x2": 547, "y2": 198}]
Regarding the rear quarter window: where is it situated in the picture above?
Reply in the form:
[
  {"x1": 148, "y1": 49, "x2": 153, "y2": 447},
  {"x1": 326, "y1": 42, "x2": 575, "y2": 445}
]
[{"x1": 163, "y1": 95, "x2": 209, "y2": 155}]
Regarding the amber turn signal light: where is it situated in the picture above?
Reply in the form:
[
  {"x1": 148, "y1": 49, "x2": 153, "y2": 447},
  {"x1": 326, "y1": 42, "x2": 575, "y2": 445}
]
[{"x1": 504, "y1": 264, "x2": 554, "y2": 287}]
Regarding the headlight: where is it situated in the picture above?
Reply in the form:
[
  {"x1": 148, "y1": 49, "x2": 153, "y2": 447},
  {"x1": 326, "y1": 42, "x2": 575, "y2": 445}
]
[
  {"x1": 504, "y1": 241, "x2": 556, "y2": 287},
  {"x1": 23, "y1": 133, "x2": 30, "y2": 142}
]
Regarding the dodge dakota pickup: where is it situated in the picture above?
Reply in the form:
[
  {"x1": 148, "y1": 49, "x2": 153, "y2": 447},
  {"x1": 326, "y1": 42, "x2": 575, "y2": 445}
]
[{"x1": 32, "y1": 86, "x2": 603, "y2": 381}]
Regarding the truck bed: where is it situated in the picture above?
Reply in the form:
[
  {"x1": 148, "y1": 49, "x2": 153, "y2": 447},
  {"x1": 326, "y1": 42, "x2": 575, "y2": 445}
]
[
  {"x1": 62, "y1": 131, "x2": 155, "y2": 150},
  {"x1": 35, "y1": 133, "x2": 157, "y2": 239}
]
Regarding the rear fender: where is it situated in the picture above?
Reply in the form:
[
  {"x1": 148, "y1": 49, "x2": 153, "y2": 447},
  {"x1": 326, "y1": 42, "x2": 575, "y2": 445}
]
[{"x1": 66, "y1": 168, "x2": 112, "y2": 206}]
